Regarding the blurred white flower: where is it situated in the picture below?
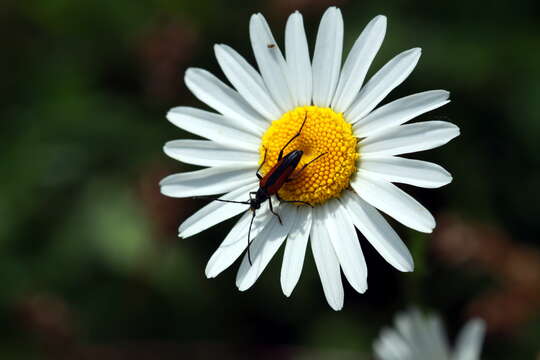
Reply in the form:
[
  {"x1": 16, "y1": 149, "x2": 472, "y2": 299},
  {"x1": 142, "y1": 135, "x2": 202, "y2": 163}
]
[
  {"x1": 374, "y1": 309, "x2": 486, "y2": 360},
  {"x1": 160, "y1": 7, "x2": 458, "y2": 310}
]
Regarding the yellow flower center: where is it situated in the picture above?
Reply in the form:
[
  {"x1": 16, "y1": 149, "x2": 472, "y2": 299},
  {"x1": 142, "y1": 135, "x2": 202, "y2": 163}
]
[{"x1": 259, "y1": 106, "x2": 358, "y2": 206}]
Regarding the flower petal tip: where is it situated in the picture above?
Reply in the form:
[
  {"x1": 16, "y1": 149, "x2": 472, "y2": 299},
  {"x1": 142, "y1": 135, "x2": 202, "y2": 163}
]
[
  {"x1": 282, "y1": 288, "x2": 293, "y2": 298},
  {"x1": 374, "y1": 15, "x2": 387, "y2": 24},
  {"x1": 165, "y1": 109, "x2": 179, "y2": 124},
  {"x1": 237, "y1": 284, "x2": 249, "y2": 292},
  {"x1": 205, "y1": 265, "x2": 218, "y2": 279},
  {"x1": 158, "y1": 177, "x2": 167, "y2": 188},
  {"x1": 401, "y1": 263, "x2": 414, "y2": 272},
  {"x1": 322, "y1": 6, "x2": 341, "y2": 18},
  {"x1": 250, "y1": 13, "x2": 263, "y2": 24},
  {"x1": 410, "y1": 47, "x2": 422, "y2": 56}
]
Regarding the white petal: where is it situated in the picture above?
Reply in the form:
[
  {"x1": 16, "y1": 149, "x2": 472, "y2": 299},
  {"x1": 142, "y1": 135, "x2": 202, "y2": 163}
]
[
  {"x1": 236, "y1": 204, "x2": 297, "y2": 291},
  {"x1": 250, "y1": 14, "x2": 294, "y2": 112},
  {"x1": 374, "y1": 328, "x2": 412, "y2": 360},
  {"x1": 346, "y1": 48, "x2": 421, "y2": 123},
  {"x1": 408, "y1": 311, "x2": 441, "y2": 358},
  {"x1": 285, "y1": 11, "x2": 312, "y2": 106},
  {"x1": 332, "y1": 15, "x2": 386, "y2": 112},
  {"x1": 205, "y1": 206, "x2": 273, "y2": 278},
  {"x1": 214, "y1": 44, "x2": 282, "y2": 120},
  {"x1": 310, "y1": 205, "x2": 344, "y2": 310},
  {"x1": 312, "y1": 7, "x2": 343, "y2": 107},
  {"x1": 354, "y1": 90, "x2": 450, "y2": 136},
  {"x1": 178, "y1": 181, "x2": 257, "y2": 238},
  {"x1": 280, "y1": 206, "x2": 312, "y2": 297},
  {"x1": 351, "y1": 172, "x2": 435, "y2": 233},
  {"x1": 160, "y1": 166, "x2": 255, "y2": 198},
  {"x1": 360, "y1": 121, "x2": 460, "y2": 156},
  {"x1": 427, "y1": 316, "x2": 451, "y2": 359},
  {"x1": 340, "y1": 190, "x2": 413, "y2": 272},
  {"x1": 164, "y1": 140, "x2": 259, "y2": 168},
  {"x1": 393, "y1": 309, "x2": 449, "y2": 359},
  {"x1": 167, "y1": 107, "x2": 260, "y2": 151},
  {"x1": 184, "y1": 68, "x2": 267, "y2": 135},
  {"x1": 452, "y1": 319, "x2": 486, "y2": 360},
  {"x1": 359, "y1": 156, "x2": 452, "y2": 188},
  {"x1": 416, "y1": 314, "x2": 450, "y2": 360},
  {"x1": 323, "y1": 200, "x2": 367, "y2": 293},
  {"x1": 395, "y1": 309, "x2": 419, "y2": 343}
]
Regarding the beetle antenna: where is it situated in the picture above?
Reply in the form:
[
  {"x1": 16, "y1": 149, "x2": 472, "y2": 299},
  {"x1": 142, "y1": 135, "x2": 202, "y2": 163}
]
[
  {"x1": 247, "y1": 210, "x2": 256, "y2": 265},
  {"x1": 192, "y1": 196, "x2": 250, "y2": 205}
]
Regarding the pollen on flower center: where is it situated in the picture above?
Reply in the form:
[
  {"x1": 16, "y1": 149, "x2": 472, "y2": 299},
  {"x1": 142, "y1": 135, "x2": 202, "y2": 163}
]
[{"x1": 259, "y1": 106, "x2": 358, "y2": 206}]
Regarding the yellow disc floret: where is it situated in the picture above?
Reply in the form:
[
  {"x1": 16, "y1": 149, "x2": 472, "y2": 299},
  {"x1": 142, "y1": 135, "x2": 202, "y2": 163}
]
[{"x1": 259, "y1": 106, "x2": 358, "y2": 206}]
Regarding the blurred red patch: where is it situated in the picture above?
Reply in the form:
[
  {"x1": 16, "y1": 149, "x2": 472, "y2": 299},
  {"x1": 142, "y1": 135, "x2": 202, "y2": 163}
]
[
  {"x1": 137, "y1": 163, "x2": 197, "y2": 241},
  {"x1": 432, "y1": 214, "x2": 540, "y2": 334},
  {"x1": 137, "y1": 18, "x2": 198, "y2": 102}
]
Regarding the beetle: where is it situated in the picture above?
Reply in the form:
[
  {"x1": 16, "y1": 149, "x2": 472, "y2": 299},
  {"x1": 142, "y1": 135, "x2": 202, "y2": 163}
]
[{"x1": 197, "y1": 112, "x2": 325, "y2": 264}]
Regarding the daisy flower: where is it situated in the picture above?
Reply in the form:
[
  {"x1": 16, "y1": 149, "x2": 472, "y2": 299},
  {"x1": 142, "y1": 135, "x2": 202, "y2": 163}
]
[
  {"x1": 160, "y1": 7, "x2": 459, "y2": 310},
  {"x1": 374, "y1": 309, "x2": 486, "y2": 360}
]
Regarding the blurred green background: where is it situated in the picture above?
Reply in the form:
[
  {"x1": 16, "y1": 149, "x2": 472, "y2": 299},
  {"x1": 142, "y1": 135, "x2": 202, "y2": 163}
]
[{"x1": 2, "y1": 0, "x2": 539, "y2": 358}]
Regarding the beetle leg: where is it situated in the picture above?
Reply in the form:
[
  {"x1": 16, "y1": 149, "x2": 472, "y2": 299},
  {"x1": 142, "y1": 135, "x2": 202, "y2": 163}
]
[
  {"x1": 278, "y1": 112, "x2": 308, "y2": 161},
  {"x1": 276, "y1": 191, "x2": 313, "y2": 208},
  {"x1": 297, "y1": 152, "x2": 327, "y2": 174},
  {"x1": 247, "y1": 210, "x2": 256, "y2": 266},
  {"x1": 286, "y1": 152, "x2": 328, "y2": 182},
  {"x1": 256, "y1": 147, "x2": 267, "y2": 179},
  {"x1": 268, "y1": 197, "x2": 282, "y2": 224},
  {"x1": 290, "y1": 200, "x2": 313, "y2": 207},
  {"x1": 280, "y1": 199, "x2": 314, "y2": 208},
  {"x1": 291, "y1": 200, "x2": 313, "y2": 207},
  {"x1": 192, "y1": 195, "x2": 250, "y2": 205}
]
